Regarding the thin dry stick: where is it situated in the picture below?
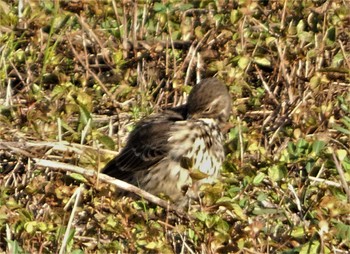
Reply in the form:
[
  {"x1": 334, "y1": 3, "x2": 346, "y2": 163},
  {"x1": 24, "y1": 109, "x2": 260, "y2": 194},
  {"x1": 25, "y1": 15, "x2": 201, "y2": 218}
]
[
  {"x1": 237, "y1": 116, "x2": 244, "y2": 165},
  {"x1": 280, "y1": 0, "x2": 287, "y2": 30},
  {"x1": 338, "y1": 39, "x2": 350, "y2": 69},
  {"x1": 0, "y1": 141, "x2": 119, "y2": 157},
  {"x1": 77, "y1": 15, "x2": 106, "y2": 54},
  {"x1": 59, "y1": 184, "x2": 83, "y2": 254},
  {"x1": 33, "y1": 158, "x2": 186, "y2": 217},
  {"x1": 288, "y1": 183, "x2": 302, "y2": 212},
  {"x1": 184, "y1": 30, "x2": 212, "y2": 86},
  {"x1": 332, "y1": 152, "x2": 350, "y2": 203},
  {"x1": 275, "y1": 39, "x2": 291, "y2": 85},
  {"x1": 308, "y1": 176, "x2": 342, "y2": 188},
  {"x1": 57, "y1": 118, "x2": 62, "y2": 142},
  {"x1": 66, "y1": 37, "x2": 112, "y2": 97},
  {"x1": 255, "y1": 65, "x2": 279, "y2": 105},
  {"x1": 5, "y1": 79, "x2": 12, "y2": 107}
]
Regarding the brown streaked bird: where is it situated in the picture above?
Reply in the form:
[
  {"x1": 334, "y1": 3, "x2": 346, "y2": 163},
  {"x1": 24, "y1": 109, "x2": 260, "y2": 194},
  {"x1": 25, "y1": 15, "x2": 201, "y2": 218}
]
[{"x1": 102, "y1": 77, "x2": 231, "y2": 207}]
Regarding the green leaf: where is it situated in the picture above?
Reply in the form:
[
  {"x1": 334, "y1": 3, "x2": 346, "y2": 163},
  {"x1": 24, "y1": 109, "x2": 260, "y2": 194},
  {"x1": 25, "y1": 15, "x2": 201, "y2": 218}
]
[
  {"x1": 65, "y1": 228, "x2": 76, "y2": 253},
  {"x1": 333, "y1": 124, "x2": 350, "y2": 135},
  {"x1": 300, "y1": 240, "x2": 320, "y2": 254},
  {"x1": 145, "y1": 242, "x2": 158, "y2": 249},
  {"x1": 69, "y1": 173, "x2": 88, "y2": 183},
  {"x1": 305, "y1": 161, "x2": 314, "y2": 173},
  {"x1": 312, "y1": 140, "x2": 326, "y2": 156},
  {"x1": 24, "y1": 221, "x2": 37, "y2": 234},
  {"x1": 253, "y1": 57, "x2": 271, "y2": 67},
  {"x1": 297, "y1": 20, "x2": 305, "y2": 34},
  {"x1": 298, "y1": 30, "x2": 314, "y2": 42},
  {"x1": 37, "y1": 222, "x2": 48, "y2": 232},
  {"x1": 178, "y1": 3, "x2": 193, "y2": 11},
  {"x1": 238, "y1": 56, "x2": 250, "y2": 69},
  {"x1": 195, "y1": 211, "x2": 208, "y2": 222},
  {"x1": 296, "y1": 138, "x2": 309, "y2": 154},
  {"x1": 215, "y1": 218, "x2": 230, "y2": 235},
  {"x1": 187, "y1": 228, "x2": 195, "y2": 240},
  {"x1": 341, "y1": 156, "x2": 350, "y2": 172},
  {"x1": 266, "y1": 36, "x2": 276, "y2": 45},
  {"x1": 5, "y1": 240, "x2": 25, "y2": 254},
  {"x1": 60, "y1": 119, "x2": 77, "y2": 134},
  {"x1": 335, "y1": 221, "x2": 350, "y2": 241},
  {"x1": 310, "y1": 75, "x2": 321, "y2": 89},
  {"x1": 341, "y1": 116, "x2": 350, "y2": 129},
  {"x1": 189, "y1": 167, "x2": 209, "y2": 180},
  {"x1": 331, "y1": 51, "x2": 344, "y2": 67},
  {"x1": 268, "y1": 165, "x2": 287, "y2": 182},
  {"x1": 230, "y1": 203, "x2": 247, "y2": 221},
  {"x1": 253, "y1": 207, "x2": 279, "y2": 215},
  {"x1": 153, "y1": 3, "x2": 166, "y2": 12},
  {"x1": 78, "y1": 103, "x2": 91, "y2": 126},
  {"x1": 98, "y1": 135, "x2": 115, "y2": 150},
  {"x1": 336, "y1": 149, "x2": 347, "y2": 162},
  {"x1": 230, "y1": 9, "x2": 242, "y2": 24},
  {"x1": 106, "y1": 215, "x2": 117, "y2": 228},
  {"x1": 291, "y1": 226, "x2": 306, "y2": 238},
  {"x1": 71, "y1": 250, "x2": 84, "y2": 254},
  {"x1": 216, "y1": 196, "x2": 233, "y2": 204},
  {"x1": 256, "y1": 193, "x2": 268, "y2": 202},
  {"x1": 253, "y1": 172, "x2": 266, "y2": 185},
  {"x1": 204, "y1": 215, "x2": 218, "y2": 228},
  {"x1": 326, "y1": 27, "x2": 336, "y2": 42},
  {"x1": 51, "y1": 84, "x2": 66, "y2": 98}
]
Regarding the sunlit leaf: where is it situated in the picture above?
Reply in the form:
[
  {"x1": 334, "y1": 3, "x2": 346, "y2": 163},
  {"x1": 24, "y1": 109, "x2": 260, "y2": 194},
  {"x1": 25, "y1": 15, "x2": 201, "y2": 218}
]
[
  {"x1": 336, "y1": 149, "x2": 347, "y2": 162},
  {"x1": 189, "y1": 168, "x2": 209, "y2": 180},
  {"x1": 335, "y1": 221, "x2": 350, "y2": 241},
  {"x1": 291, "y1": 226, "x2": 306, "y2": 238},
  {"x1": 60, "y1": 119, "x2": 77, "y2": 134},
  {"x1": 37, "y1": 222, "x2": 48, "y2": 232},
  {"x1": 5, "y1": 240, "x2": 24, "y2": 254},
  {"x1": 24, "y1": 221, "x2": 37, "y2": 234},
  {"x1": 98, "y1": 135, "x2": 115, "y2": 150},
  {"x1": 145, "y1": 242, "x2": 158, "y2": 249},
  {"x1": 230, "y1": 203, "x2": 247, "y2": 221},
  {"x1": 69, "y1": 173, "x2": 88, "y2": 183},
  {"x1": 195, "y1": 211, "x2": 208, "y2": 222},
  {"x1": 333, "y1": 124, "x2": 350, "y2": 135},
  {"x1": 178, "y1": 3, "x2": 193, "y2": 11},
  {"x1": 253, "y1": 172, "x2": 266, "y2": 185},
  {"x1": 300, "y1": 240, "x2": 320, "y2": 254},
  {"x1": 268, "y1": 165, "x2": 287, "y2": 182},
  {"x1": 230, "y1": 9, "x2": 242, "y2": 24},
  {"x1": 253, "y1": 57, "x2": 271, "y2": 67},
  {"x1": 238, "y1": 56, "x2": 250, "y2": 70},
  {"x1": 78, "y1": 103, "x2": 92, "y2": 126},
  {"x1": 312, "y1": 140, "x2": 326, "y2": 156},
  {"x1": 71, "y1": 250, "x2": 84, "y2": 254},
  {"x1": 253, "y1": 207, "x2": 279, "y2": 215},
  {"x1": 153, "y1": 3, "x2": 166, "y2": 12}
]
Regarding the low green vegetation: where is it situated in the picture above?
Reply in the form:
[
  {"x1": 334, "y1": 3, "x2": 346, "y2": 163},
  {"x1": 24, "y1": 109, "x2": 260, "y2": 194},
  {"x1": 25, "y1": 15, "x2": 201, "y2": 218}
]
[{"x1": 0, "y1": 0, "x2": 349, "y2": 253}]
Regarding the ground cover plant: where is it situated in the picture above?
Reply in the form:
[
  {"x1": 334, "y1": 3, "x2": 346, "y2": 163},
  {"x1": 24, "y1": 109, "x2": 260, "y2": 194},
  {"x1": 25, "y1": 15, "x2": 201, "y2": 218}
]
[{"x1": 0, "y1": 0, "x2": 349, "y2": 253}]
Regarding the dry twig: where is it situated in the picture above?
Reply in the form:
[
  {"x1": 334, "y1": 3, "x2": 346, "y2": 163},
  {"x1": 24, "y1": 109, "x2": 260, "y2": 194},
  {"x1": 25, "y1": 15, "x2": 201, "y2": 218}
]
[{"x1": 33, "y1": 158, "x2": 188, "y2": 217}]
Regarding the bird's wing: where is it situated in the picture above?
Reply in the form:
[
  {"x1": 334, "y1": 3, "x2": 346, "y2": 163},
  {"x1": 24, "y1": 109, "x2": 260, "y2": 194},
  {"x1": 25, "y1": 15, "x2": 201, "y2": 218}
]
[{"x1": 102, "y1": 110, "x2": 184, "y2": 180}]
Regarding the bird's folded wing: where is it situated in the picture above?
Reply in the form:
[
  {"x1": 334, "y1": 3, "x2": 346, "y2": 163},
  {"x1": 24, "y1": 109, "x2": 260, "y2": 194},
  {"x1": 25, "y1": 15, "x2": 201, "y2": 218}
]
[{"x1": 102, "y1": 111, "x2": 184, "y2": 180}]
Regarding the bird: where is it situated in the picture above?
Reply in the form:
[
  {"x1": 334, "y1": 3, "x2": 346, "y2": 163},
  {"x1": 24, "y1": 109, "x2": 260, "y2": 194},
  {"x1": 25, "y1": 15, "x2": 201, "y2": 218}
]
[{"x1": 102, "y1": 77, "x2": 231, "y2": 207}]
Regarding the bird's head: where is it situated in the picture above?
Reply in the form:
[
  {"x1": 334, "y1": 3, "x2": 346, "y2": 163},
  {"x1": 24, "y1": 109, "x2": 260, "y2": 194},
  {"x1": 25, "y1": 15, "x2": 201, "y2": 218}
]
[{"x1": 187, "y1": 78, "x2": 231, "y2": 124}]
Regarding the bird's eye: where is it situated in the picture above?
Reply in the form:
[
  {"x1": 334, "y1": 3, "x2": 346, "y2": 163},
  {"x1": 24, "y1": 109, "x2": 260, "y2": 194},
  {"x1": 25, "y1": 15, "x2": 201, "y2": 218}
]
[{"x1": 204, "y1": 106, "x2": 211, "y2": 113}]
